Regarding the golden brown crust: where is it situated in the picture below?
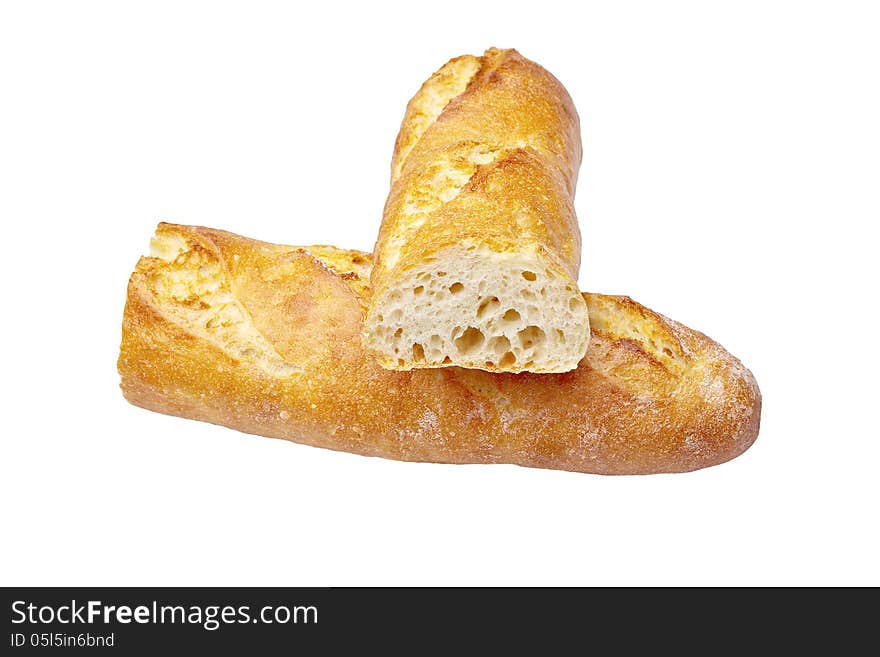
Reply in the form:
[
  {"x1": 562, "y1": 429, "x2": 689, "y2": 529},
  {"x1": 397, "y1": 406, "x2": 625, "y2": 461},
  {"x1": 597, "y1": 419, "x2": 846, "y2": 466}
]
[
  {"x1": 118, "y1": 224, "x2": 761, "y2": 475},
  {"x1": 365, "y1": 48, "x2": 589, "y2": 373}
]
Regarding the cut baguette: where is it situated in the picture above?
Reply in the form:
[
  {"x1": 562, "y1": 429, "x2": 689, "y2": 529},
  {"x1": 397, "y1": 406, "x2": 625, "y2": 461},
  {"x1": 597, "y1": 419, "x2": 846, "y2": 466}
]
[
  {"x1": 119, "y1": 224, "x2": 761, "y2": 475},
  {"x1": 365, "y1": 48, "x2": 588, "y2": 373}
]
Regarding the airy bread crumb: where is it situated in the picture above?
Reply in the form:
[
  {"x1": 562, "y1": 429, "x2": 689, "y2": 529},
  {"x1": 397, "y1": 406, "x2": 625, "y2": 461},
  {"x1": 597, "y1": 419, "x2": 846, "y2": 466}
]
[{"x1": 365, "y1": 245, "x2": 589, "y2": 372}]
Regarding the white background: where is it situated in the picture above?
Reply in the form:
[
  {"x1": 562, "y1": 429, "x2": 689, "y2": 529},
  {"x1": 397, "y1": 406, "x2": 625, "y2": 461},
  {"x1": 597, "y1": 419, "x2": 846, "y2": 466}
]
[{"x1": 1, "y1": 0, "x2": 878, "y2": 586}]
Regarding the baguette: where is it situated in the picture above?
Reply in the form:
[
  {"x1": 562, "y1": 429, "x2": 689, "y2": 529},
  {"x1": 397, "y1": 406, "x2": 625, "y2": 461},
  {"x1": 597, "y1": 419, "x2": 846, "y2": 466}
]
[
  {"x1": 118, "y1": 223, "x2": 761, "y2": 475},
  {"x1": 365, "y1": 48, "x2": 589, "y2": 374}
]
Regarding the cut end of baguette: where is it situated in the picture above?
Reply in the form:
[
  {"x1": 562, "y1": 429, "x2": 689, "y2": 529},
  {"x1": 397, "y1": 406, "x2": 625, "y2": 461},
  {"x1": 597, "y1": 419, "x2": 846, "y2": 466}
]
[{"x1": 364, "y1": 246, "x2": 589, "y2": 373}]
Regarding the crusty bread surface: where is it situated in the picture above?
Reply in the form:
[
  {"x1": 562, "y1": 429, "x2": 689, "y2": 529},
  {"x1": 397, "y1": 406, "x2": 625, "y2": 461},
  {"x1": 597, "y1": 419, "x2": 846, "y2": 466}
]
[
  {"x1": 118, "y1": 224, "x2": 761, "y2": 475},
  {"x1": 365, "y1": 48, "x2": 589, "y2": 374}
]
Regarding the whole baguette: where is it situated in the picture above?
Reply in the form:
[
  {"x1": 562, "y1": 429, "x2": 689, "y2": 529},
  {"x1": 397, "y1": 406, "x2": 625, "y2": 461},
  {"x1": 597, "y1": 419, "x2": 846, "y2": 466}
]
[
  {"x1": 365, "y1": 48, "x2": 589, "y2": 374},
  {"x1": 119, "y1": 223, "x2": 760, "y2": 475}
]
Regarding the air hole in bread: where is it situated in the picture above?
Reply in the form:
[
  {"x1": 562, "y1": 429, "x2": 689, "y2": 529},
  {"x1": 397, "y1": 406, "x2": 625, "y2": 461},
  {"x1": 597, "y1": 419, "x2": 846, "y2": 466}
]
[
  {"x1": 437, "y1": 270, "x2": 447, "y2": 277},
  {"x1": 394, "y1": 328, "x2": 403, "y2": 339},
  {"x1": 499, "y1": 351, "x2": 517, "y2": 368},
  {"x1": 412, "y1": 343, "x2": 425, "y2": 361},
  {"x1": 449, "y1": 282, "x2": 464, "y2": 294},
  {"x1": 518, "y1": 325, "x2": 545, "y2": 350},
  {"x1": 569, "y1": 297, "x2": 581, "y2": 311},
  {"x1": 413, "y1": 285, "x2": 425, "y2": 295},
  {"x1": 556, "y1": 329, "x2": 566, "y2": 343},
  {"x1": 442, "y1": 356, "x2": 452, "y2": 364},
  {"x1": 455, "y1": 327, "x2": 485, "y2": 355},
  {"x1": 522, "y1": 270, "x2": 537, "y2": 281},
  {"x1": 502, "y1": 309, "x2": 521, "y2": 323},
  {"x1": 476, "y1": 296, "x2": 500, "y2": 319}
]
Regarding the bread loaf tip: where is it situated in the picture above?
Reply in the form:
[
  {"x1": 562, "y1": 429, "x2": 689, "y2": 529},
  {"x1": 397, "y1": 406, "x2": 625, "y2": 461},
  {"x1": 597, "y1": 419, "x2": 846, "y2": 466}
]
[{"x1": 366, "y1": 47, "x2": 590, "y2": 374}]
